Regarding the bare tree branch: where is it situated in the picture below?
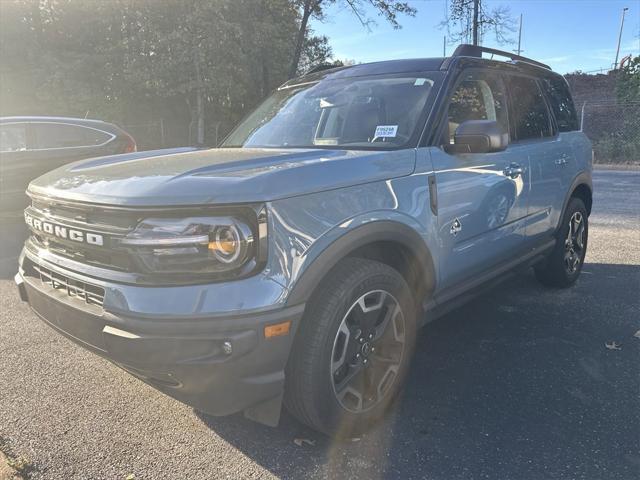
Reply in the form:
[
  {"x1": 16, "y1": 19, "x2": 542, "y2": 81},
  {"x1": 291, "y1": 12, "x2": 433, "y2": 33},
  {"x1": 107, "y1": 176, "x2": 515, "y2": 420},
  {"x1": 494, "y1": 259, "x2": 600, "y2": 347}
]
[{"x1": 440, "y1": 0, "x2": 515, "y2": 47}]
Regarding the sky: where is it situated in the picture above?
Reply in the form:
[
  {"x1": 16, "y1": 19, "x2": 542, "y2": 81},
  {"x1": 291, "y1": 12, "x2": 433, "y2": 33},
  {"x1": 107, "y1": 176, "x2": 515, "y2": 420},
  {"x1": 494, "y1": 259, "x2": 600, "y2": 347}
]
[{"x1": 311, "y1": 0, "x2": 640, "y2": 74}]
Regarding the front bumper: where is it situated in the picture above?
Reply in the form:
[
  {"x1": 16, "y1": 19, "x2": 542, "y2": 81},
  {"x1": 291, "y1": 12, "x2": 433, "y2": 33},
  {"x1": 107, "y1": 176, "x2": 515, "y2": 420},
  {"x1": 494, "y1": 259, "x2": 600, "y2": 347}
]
[{"x1": 15, "y1": 250, "x2": 304, "y2": 421}]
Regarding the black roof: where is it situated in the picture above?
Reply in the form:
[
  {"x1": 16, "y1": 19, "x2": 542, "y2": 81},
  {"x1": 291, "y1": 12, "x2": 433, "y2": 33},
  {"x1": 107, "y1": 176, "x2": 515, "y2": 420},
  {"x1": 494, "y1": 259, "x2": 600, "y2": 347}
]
[
  {"x1": 282, "y1": 44, "x2": 557, "y2": 89},
  {"x1": 281, "y1": 58, "x2": 446, "y2": 88}
]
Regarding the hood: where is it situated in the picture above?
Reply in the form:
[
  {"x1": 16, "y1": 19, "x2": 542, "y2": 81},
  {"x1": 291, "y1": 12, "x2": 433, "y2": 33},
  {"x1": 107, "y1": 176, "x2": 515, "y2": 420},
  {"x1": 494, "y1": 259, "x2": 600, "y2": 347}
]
[{"x1": 28, "y1": 147, "x2": 415, "y2": 206}]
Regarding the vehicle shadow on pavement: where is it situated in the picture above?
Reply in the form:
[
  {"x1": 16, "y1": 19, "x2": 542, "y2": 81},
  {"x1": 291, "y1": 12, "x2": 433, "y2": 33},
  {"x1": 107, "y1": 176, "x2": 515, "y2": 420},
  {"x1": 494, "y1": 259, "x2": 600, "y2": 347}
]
[{"x1": 196, "y1": 263, "x2": 640, "y2": 480}]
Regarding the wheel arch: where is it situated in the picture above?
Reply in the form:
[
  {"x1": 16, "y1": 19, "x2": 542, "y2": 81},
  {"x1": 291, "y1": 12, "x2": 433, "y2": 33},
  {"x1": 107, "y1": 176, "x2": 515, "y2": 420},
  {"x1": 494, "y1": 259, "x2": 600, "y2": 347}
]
[
  {"x1": 571, "y1": 183, "x2": 593, "y2": 216},
  {"x1": 555, "y1": 171, "x2": 593, "y2": 234},
  {"x1": 285, "y1": 220, "x2": 436, "y2": 308}
]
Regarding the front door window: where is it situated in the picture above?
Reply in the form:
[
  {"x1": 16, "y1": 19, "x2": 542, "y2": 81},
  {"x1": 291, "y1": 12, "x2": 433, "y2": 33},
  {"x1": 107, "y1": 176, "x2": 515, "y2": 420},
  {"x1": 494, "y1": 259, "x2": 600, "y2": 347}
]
[{"x1": 446, "y1": 71, "x2": 509, "y2": 143}]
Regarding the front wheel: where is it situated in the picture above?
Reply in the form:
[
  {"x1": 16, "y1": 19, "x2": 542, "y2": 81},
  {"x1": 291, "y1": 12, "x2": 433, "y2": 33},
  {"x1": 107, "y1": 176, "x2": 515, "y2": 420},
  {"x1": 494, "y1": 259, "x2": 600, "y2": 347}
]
[
  {"x1": 535, "y1": 197, "x2": 589, "y2": 288},
  {"x1": 284, "y1": 258, "x2": 416, "y2": 437}
]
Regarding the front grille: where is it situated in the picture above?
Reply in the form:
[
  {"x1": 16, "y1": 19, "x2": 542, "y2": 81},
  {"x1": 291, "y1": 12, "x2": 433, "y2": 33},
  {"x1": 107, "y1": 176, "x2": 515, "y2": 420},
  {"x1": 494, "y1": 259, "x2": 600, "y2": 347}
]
[
  {"x1": 24, "y1": 193, "x2": 262, "y2": 285},
  {"x1": 25, "y1": 196, "x2": 137, "y2": 271},
  {"x1": 28, "y1": 261, "x2": 105, "y2": 308},
  {"x1": 31, "y1": 236, "x2": 132, "y2": 272}
]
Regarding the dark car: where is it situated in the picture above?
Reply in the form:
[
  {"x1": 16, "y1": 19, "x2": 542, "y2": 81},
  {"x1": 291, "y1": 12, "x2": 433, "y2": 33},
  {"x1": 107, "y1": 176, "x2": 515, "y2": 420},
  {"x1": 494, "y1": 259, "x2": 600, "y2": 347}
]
[{"x1": 0, "y1": 116, "x2": 136, "y2": 214}]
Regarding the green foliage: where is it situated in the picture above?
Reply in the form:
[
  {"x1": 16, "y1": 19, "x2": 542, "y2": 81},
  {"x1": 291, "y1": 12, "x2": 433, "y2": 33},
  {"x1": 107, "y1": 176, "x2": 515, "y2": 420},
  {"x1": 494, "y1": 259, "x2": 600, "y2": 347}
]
[
  {"x1": 616, "y1": 56, "x2": 640, "y2": 103},
  {"x1": 0, "y1": 0, "x2": 335, "y2": 147},
  {"x1": 592, "y1": 134, "x2": 640, "y2": 165},
  {"x1": 609, "y1": 56, "x2": 640, "y2": 164}
]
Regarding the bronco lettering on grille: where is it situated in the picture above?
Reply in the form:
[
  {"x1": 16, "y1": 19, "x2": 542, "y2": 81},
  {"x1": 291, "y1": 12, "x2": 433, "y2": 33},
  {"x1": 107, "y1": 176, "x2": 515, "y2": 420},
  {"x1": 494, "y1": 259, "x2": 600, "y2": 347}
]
[{"x1": 25, "y1": 212, "x2": 104, "y2": 246}]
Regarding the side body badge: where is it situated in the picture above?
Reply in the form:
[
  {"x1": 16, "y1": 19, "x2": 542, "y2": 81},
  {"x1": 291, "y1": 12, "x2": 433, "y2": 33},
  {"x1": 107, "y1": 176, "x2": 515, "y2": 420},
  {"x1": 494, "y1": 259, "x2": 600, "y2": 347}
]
[{"x1": 450, "y1": 218, "x2": 462, "y2": 236}]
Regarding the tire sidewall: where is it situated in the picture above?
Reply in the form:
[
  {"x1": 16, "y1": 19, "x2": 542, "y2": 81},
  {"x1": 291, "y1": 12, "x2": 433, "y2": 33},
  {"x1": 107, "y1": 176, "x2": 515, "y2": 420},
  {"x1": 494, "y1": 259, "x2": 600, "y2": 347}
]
[
  {"x1": 558, "y1": 198, "x2": 589, "y2": 283},
  {"x1": 311, "y1": 264, "x2": 417, "y2": 437}
]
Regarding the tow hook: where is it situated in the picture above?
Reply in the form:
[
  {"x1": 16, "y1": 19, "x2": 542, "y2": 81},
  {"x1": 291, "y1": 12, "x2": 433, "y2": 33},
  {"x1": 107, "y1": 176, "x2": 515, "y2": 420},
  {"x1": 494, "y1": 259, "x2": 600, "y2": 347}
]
[{"x1": 14, "y1": 273, "x2": 28, "y2": 302}]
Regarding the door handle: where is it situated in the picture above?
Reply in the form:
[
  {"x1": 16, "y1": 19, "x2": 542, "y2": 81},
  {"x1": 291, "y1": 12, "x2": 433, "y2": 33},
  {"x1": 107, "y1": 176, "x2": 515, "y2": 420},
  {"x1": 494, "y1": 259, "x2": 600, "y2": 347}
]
[{"x1": 503, "y1": 162, "x2": 524, "y2": 179}]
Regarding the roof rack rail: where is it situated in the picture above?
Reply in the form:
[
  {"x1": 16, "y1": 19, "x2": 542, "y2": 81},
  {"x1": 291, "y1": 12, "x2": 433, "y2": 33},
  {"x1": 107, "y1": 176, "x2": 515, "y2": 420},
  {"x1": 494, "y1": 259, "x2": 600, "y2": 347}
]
[
  {"x1": 445, "y1": 44, "x2": 551, "y2": 70},
  {"x1": 304, "y1": 63, "x2": 342, "y2": 76}
]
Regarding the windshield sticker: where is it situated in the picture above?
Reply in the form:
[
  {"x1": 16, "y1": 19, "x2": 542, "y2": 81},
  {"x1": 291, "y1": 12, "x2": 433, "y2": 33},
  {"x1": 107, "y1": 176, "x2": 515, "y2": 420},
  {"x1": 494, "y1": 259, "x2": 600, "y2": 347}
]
[
  {"x1": 319, "y1": 98, "x2": 335, "y2": 108},
  {"x1": 414, "y1": 78, "x2": 427, "y2": 86},
  {"x1": 374, "y1": 125, "x2": 398, "y2": 138}
]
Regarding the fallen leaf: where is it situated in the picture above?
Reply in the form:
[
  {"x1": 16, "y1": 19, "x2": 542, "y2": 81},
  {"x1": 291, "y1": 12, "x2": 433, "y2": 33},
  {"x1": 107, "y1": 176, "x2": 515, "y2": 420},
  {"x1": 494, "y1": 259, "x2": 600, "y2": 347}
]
[
  {"x1": 605, "y1": 341, "x2": 622, "y2": 350},
  {"x1": 293, "y1": 438, "x2": 316, "y2": 447},
  {"x1": 634, "y1": 330, "x2": 640, "y2": 339}
]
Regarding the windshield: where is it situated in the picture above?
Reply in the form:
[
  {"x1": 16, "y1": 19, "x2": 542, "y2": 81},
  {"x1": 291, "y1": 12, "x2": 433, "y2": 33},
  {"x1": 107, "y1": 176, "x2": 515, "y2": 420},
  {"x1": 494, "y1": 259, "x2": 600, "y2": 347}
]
[{"x1": 222, "y1": 73, "x2": 442, "y2": 149}]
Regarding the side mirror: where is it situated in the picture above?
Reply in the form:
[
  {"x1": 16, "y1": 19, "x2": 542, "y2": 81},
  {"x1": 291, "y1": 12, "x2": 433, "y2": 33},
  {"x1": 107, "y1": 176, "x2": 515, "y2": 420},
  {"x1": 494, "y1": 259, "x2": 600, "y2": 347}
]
[{"x1": 445, "y1": 120, "x2": 509, "y2": 154}]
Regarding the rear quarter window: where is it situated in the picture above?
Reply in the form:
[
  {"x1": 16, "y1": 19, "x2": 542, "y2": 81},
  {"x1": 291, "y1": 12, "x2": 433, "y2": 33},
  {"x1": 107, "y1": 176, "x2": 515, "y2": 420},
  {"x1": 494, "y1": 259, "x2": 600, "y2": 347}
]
[
  {"x1": 541, "y1": 76, "x2": 579, "y2": 132},
  {"x1": 82, "y1": 127, "x2": 113, "y2": 145}
]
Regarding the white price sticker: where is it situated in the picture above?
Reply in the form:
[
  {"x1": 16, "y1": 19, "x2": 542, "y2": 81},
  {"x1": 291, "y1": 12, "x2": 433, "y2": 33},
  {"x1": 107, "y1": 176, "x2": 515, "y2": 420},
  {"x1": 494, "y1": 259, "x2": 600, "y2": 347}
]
[{"x1": 374, "y1": 125, "x2": 398, "y2": 138}]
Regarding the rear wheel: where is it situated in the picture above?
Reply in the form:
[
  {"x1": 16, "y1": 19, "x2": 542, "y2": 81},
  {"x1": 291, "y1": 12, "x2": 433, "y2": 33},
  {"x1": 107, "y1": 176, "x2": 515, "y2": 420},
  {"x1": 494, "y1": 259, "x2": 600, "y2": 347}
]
[
  {"x1": 535, "y1": 197, "x2": 588, "y2": 288},
  {"x1": 284, "y1": 258, "x2": 416, "y2": 437}
]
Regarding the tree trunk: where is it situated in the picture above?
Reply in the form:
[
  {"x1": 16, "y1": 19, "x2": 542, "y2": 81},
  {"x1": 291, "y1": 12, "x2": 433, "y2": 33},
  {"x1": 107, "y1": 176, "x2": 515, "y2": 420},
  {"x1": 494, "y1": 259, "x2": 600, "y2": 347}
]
[
  {"x1": 194, "y1": 56, "x2": 205, "y2": 146},
  {"x1": 288, "y1": 0, "x2": 315, "y2": 79},
  {"x1": 261, "y1": 59, "x2": 270, "y2": 97},
  {"x1": 196, "y1": 89, "x2": 204, "y2": 146},
  {"x1": 472, "y1": 0, "x2": 479, "y2": 46}
]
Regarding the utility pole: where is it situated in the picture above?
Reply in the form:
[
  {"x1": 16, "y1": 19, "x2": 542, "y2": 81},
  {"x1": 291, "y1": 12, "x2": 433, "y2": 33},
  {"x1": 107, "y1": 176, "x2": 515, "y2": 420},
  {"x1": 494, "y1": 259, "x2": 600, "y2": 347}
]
[
  {"x1": 472, "y1": 0, "x2": 480, "y2": 46},
  {"x1": 515, "y1": 13, "x2": 523, "y2": 56},
  {"x1": 443, "y1": 35, "x2": 446, "y2": 56},
  {"x1": 614, "y1": 7, "x2": 629, "y2": 69}
]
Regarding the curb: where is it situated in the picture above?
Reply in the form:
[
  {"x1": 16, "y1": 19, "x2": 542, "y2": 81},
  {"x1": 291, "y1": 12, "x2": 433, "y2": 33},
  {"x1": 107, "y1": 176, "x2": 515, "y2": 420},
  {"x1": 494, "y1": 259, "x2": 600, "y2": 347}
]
[{"x1": 594, "y1": 164, "x2": 640, "y2": 171}]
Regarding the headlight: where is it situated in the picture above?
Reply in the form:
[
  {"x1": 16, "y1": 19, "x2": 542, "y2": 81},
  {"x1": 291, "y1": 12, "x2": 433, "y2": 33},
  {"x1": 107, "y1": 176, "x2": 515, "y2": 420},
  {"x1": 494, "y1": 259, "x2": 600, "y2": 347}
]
[{"x1": 119, "y1": 216, "x2": 256, "y2": 276}]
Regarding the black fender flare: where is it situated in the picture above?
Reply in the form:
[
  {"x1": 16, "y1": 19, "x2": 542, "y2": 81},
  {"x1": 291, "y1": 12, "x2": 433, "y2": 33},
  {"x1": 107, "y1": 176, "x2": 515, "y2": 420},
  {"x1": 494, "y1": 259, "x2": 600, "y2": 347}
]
[
  {"x1": 286, "y1": 220, "x2": 436, "y2": 306},
  {"x1": 555, "y1": 170, "x2": 593, "y2": 234}
]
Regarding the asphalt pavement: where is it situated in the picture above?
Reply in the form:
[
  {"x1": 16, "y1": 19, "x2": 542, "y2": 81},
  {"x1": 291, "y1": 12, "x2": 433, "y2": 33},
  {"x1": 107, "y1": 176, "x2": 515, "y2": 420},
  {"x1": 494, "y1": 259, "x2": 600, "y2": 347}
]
[{"x1": 0, "y1": 169, "x2": 638, "y2": 480}]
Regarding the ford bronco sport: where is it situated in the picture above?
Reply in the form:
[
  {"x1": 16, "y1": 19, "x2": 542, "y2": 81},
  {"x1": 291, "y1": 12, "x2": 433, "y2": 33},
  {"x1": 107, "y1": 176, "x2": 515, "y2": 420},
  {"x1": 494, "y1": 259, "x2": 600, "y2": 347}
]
[{"x1": 15, "y1": 45, "x2": 592, "y2": 437}]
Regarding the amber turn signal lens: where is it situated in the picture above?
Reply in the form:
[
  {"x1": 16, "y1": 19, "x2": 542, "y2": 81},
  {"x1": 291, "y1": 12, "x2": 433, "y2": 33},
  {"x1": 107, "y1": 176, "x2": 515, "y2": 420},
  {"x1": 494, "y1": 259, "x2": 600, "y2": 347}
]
[
  {"x1": 208, "y1": 240, "x2": 236, "y2": 254},
  {"x1": 264, "y1": 321, "x2": 291, "y2": 338}
]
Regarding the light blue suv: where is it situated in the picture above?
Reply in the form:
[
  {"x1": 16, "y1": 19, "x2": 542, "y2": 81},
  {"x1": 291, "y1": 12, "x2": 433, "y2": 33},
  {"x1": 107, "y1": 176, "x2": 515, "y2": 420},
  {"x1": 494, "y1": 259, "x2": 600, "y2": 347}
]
[{"x1": 15, "y1": 45, "x2": 592, "y2": 437}]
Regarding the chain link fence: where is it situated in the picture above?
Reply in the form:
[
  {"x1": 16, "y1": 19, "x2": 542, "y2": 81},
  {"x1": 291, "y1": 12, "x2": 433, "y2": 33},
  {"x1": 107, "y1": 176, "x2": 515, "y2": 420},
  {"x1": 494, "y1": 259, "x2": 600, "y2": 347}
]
[{"x1": 579, "y1": 101, "x2": 640, "y2": 165}]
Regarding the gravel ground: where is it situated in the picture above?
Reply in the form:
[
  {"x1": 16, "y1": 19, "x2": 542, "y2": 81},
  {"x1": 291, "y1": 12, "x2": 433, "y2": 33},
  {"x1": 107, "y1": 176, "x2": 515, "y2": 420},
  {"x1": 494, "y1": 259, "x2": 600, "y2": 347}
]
[{"x1": 0, "y1": 170, "x2": 638, "y2": 480}]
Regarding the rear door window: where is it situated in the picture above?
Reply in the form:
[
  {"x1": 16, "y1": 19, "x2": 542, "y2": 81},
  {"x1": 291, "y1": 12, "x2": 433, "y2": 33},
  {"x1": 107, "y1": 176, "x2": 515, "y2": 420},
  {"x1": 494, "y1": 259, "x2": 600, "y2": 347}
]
[
  {"x1": 507, "y1": 75, "x2": 553, "y2": 141},
  {"x1": 0, "y1": 123, "x2": 27, "y2": 152},
  {"x1": 541, "y1": 76, "x2": 579, "y2": 132},
  {"x1": 31, "y1": 123, "x2": 112, "y2": 149}
]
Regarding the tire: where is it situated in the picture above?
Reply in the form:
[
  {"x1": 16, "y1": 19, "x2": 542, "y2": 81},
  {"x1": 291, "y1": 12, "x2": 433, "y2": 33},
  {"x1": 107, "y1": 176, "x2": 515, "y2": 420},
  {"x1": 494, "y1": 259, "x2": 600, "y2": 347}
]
[
  {"x1": 535, "y1": 197, "x2": 589, "y2": 288},
  {"x1": 284, "y1": 258, "x2": 417, "y2": 437}
]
